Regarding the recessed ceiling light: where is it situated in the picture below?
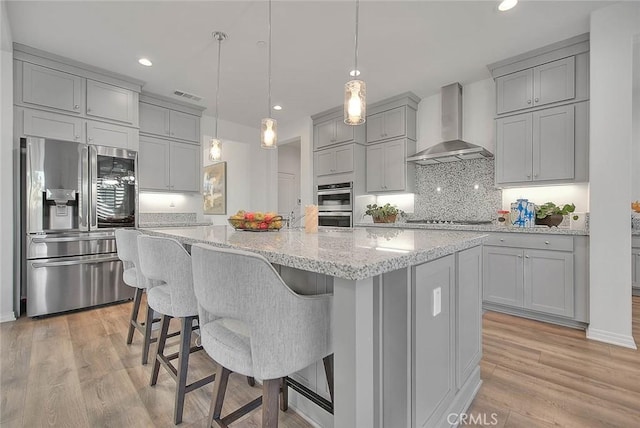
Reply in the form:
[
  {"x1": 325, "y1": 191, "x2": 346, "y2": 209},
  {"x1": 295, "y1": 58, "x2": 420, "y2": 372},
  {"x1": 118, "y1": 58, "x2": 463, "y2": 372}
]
[
  {"x1": 273, "y1": 105, "x2": 282, "y2": 111},
  {"x1": 498, "y1": 0, "x2": 518, "y2": 12},
  {"x1": 349, "y1": 69, "x2": 361, "y2": 77},
  {"x1": 138, "y1": 58, "x2": 153, "y2": 67}
]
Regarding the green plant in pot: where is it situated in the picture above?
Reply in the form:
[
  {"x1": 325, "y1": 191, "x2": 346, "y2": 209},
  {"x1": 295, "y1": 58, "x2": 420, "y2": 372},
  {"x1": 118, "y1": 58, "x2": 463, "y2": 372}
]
[
  {"x1": 365, "y1": 203, "x2": 403, "y2": 223},
  {"x1": 535, "y1": 202, "x2": 575, "y2": 227}
]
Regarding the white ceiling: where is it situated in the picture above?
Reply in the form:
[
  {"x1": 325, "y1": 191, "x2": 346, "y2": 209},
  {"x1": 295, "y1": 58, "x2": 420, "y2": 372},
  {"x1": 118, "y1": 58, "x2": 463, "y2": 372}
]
[{"x1": 6, "y1": 1, "x2": 610, "y2": 129}]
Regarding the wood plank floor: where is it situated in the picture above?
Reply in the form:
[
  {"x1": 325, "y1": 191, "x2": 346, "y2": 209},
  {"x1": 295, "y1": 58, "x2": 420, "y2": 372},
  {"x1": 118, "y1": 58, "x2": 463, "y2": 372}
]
[{"x1": 1, "y1": 297, "x2": 639, "y2": 427}]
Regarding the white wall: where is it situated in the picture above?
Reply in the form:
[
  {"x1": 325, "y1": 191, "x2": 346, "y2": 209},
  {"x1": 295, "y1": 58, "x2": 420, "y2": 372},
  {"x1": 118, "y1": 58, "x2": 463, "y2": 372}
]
[
  {"x1": 277, "y1": 116, "x2": 314, "y2": 216},
  {"x1": 277, "y1": 141, "x2": 301, "y2": 214},
  {"x1": 633, "y1": 38, "x2": 640, "y2": 202},
  {"x1": 588, "y1": 2, "x2": 640, "y2": 349},
  {"x1": 0, "y1": 0, "x2": 15, "y2": 322}
]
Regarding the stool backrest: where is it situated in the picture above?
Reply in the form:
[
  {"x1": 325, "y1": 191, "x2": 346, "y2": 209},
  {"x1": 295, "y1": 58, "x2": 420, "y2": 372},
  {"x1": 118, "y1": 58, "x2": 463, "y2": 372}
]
[
  {"x1": 137, "y1": 235, "x2": 197, "y2": 318},
  {"x1": 191, "y1": 243, "x2": 332, "y2": 380},
  {"x1": 115, "y1": 229, "x2": 150, "y2": 288}
]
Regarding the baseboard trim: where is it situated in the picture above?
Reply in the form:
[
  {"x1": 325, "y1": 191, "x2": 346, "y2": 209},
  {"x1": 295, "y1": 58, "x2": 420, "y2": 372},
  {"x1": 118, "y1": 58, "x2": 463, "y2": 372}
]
[
  {"x1": 0, "y1": 312, "x2": 16, "y2": 323},
  {"x1": 586, "y1": 327, "x2": 637, "y2": 349}
]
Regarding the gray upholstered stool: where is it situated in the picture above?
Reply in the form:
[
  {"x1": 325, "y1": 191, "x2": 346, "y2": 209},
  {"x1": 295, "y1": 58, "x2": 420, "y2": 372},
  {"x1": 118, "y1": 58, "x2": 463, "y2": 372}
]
[
  {"x1": 115, "y1": 229, "x2": 157, "y2": 365},
  {"x1": 137, "y1": 235, "x2": 216, "y2": 425},
  {"x1": 191, "y1": 244, "x2": 333, "y2": 428}
]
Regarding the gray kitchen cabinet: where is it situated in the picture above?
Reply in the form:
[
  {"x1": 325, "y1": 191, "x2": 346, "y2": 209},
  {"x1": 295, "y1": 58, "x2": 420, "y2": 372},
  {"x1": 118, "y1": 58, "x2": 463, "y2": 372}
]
[
  {"x1": 19, "y1": 107, "x2": 84, "y2": 142},
  {"x1": 139, "y1": 101, "x2": 201, "y2": 143},
  {"x1": 86, "y1": 79, "x2": 137, "y2": 125},
  {"x1": 366, "y1": 106, "x2": 406, "y2": 144},
  {"x1": 86, "y1": 120, "x2": 139, "y2": 151},
  {"x1": 483, "y1": 233, "x2": 580, "y2": 323},
  {"x1": 412, "y1": 254, "x2": 455, "y2": 428},
  {"x1": 21, "y1": 62, "x2": 83, "y2": 114},
  {"x1": 456, "y1": 246, "x2": 482, "y2": 390},
  {"x1": 314, "y1": 144, "x2": 354, "y2": 176},
  {"x1": 138, "y1": 136, "x2": 200, "y2": 192},
  {"x1": 313, "y1": 116, "x2": 359, "y2": 150},
  {"x1": 496, "y1": 56, "x2": 575, "y2": 115},
  {"x1": 496, "y1": 104, "x2": 576, "y2": 186},
  {"x1": 366, "y1": 138, "x2": 415, "y2": 193},
  {"x1": 633, "y1": 237, "x2": 640, "y2": 295}
]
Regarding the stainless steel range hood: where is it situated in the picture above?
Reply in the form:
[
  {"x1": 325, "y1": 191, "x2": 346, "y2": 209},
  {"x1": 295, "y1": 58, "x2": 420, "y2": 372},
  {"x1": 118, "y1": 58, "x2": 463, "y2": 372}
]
[{"x1": 407, "y1": 83, "x2": 493, "y2": 165}]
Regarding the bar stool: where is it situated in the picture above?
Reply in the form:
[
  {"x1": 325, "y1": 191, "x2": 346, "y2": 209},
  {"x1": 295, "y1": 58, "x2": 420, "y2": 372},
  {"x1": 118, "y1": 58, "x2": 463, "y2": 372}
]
[
  {"x1": 115, "y1": 229, "x2": 156, "y2": 365},
  {"x1": 137, "y1": 235, "x2": 216, "y2": 425},
  {"x1": 191, "y1": 244, "x2": 333, "y2": 428}
]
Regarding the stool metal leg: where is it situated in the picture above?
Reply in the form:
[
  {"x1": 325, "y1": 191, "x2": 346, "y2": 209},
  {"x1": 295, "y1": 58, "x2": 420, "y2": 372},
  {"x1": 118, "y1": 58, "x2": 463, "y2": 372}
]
[
  {"x1": 263, "y1": 379, "x2": 281, "y2": 428},
  {"x1": 151, "y1": 315, "x2": 171, "y2": 386},
  {"x1": 141, "y1": 303, "x2": 154, "y2": 365},
  {"x1": 279, "y1": 377, "x2": 288, "y2": 412},
  {"x1": 247, "y1": 376, "x2": 256, "y2": 387},
  {"x1": 208, "y1": 361, "x2": 231, "y2": 427},
  {"x1": 174, "y1": 315, "x2": 195, "y2": 425},
  {"x1": 126, "y1": 287, "x2": 143, "y2": 344}
]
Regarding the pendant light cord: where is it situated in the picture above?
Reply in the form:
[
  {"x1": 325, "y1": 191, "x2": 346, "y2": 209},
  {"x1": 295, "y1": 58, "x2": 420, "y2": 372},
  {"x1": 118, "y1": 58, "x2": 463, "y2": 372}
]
[
  {"x1": 214, "y1": 35, "x2": 222, "y2": 139},
  {"x1": 354, "y1": 0, "x2": 359, "y2": 74},
  {"x1": 267, "y1": 0, "x2": 272, "y2": 117}
]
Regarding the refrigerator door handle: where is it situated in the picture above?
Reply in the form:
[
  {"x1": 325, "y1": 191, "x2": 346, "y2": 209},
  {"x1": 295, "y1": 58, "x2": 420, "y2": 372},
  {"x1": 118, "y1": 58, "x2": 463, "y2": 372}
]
[
  {"x1": 88, "y1": 145, "x2": 97, "y2": 230},
  {"x1": 32, "y1": 255, "x2": 120, "y2": 268},
  {"x1": 79, "y1": 144, "x2": 90, "y2": 231}
]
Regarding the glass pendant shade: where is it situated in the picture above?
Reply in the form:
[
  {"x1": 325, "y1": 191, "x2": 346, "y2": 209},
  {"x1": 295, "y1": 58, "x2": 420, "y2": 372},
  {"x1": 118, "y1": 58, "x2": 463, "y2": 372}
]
[
  {"x1": 209, "y1": 138, "x2": 222, "y2": 161},
  {"x1": 344, "y1": 79, "x2": 366, "y2": 125},
  {"x1": 261, "y1": 117, "x2": 277, "y2": 148}
]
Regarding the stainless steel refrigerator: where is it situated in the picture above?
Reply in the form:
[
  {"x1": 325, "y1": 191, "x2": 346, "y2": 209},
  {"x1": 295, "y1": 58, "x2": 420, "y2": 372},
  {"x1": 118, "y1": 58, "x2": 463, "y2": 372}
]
[{"x1": 22, "y1": 137, "x2": 136, "y2": 317}]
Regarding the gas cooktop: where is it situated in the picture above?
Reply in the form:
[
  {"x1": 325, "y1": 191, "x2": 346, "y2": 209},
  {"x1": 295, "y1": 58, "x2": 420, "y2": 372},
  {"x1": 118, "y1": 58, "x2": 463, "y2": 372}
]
[{"x1": 406, "y1": 219, "x2": 493, "y2": 226}]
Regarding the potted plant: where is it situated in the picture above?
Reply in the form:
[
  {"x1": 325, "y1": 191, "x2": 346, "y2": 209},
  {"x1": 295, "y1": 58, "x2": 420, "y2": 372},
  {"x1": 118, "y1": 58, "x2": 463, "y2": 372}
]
[
  {"x1": 535, "y1": 202, "x2": 575, "y2": 227},
  {"x1": 365, "y1": 203, "x2": 403, "y2": 223}
]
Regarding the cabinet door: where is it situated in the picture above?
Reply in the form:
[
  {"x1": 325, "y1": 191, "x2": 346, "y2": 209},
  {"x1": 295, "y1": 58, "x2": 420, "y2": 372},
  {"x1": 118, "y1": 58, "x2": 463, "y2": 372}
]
[
  {"x1": 366, "y1": 144, "x2": 385, "y2": 192},
  {"x1": 315, "y1": 120, "x2": 336, "y2": 149},
  {"x1": 633, "y1": 250, "x2": 640, "y2": 287},
  {"x1": 524, "y1": 250, "x2": 574, "y2": 317},
  {"x1": 315, "y1": 149, "x2": 336, "y2": 176},
  {"x1": 138, "y1": 137, "x2": 170, "y2": 190},
  {"x1": 169, "y1": 110, "x2": 200, "y2": 142},
  {"x1": 86, "y1": 80, "x2": 135, "y2": 124},
  {"x1": 334, "y1": 119, "x2": 355, "y2": 145},
  {"x1": 139, "y1": 103, "x2": 170, "y2": 137},
  {"x1": 496, "y1": 113, "x2": 533, "y2": 184},
  {"x1": 382, "y1": 139, "x2": 406, "y2": 191},
  {"x1": 334, "y1": 144, "x2": 354, "y2": 174},
  {"x1": 366, "y1": 112, "x2": 385, "y2": 143},
  {"x1": 382, "y1": 107, "x2": 406, "y2": 140},
  {"x1": 533, "y1": 57, "x2": 575, "y2": 108},
  {"x1": 170, "y1": 142, "x2": 200, "y2": 192},
  {"x1": 86, "y1": 120, "x2": 138, "y2": 150},
  {"x1": 22, "y1": 63, "x2": 82, "y2": 114},
  {"x1": 412, "y1": 255, "x2": 455, "y2": 428},
  {"x1": 456, "y1": 246, "x2": 482, "y2": 390},
  {"x1": 483, "y1": 246, "x2": 524, "y2": 307},
  {"x1": 533, "y1": 105, "x2": 575, "y2": 182},
  {"x1": 22, "y1": 108, "x2": 83, "y2": 142},
  {"x1": 496, "y1": 68, "x2": 533, "y2": 115}
]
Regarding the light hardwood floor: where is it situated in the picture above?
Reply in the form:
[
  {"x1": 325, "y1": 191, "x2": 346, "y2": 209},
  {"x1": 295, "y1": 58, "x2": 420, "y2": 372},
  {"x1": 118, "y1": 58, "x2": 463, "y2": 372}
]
[{"x1": 1, "y1": 297, "x2": 639, "y2": 427}]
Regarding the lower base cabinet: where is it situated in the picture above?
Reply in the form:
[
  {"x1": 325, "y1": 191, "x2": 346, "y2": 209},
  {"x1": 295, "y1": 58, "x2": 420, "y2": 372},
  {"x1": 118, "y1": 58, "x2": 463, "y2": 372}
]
[
  {"x1": 483, "y1": 233, "x2": 587, "y2": 326},
  {"x1": 633, "y1": 237, "x2": 640, "y2": 296}
]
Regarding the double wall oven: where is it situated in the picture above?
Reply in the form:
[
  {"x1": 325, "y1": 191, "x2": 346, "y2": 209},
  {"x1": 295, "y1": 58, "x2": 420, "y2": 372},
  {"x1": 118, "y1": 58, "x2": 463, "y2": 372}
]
[
  {"x1": 317, "y1": 182, "x2": 353, "y2": 228},
  {"x1": 22, "y1": 137, "x2": 136, "y2": 317}
]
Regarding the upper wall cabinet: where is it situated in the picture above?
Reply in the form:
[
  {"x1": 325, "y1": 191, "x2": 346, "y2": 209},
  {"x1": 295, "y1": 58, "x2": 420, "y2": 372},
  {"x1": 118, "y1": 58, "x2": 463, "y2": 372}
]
[
  {"x1": 496, "y1": 57, "x2": 575, "y2": 115},
  {"x1": 366, "y1": 93, "x2": 419, "y2": 144},
  {"x1": 139, "y1": 94, "x2": 204, "y2": 143},
  {"x1": 312, "y1": 106, "x2": 365, "y2": 151},
  {"x1": 21, "y1": 63, "x2": 83, "y2": 114},
  {"x1": 86, "y1": 79, "x2": 137, "y2": 124}
]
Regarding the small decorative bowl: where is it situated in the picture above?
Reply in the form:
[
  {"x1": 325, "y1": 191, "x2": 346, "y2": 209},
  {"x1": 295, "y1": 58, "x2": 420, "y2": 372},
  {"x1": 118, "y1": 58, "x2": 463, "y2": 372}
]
[{"x1": 228, "y1": 215, "x2": 283, "y2": 231}]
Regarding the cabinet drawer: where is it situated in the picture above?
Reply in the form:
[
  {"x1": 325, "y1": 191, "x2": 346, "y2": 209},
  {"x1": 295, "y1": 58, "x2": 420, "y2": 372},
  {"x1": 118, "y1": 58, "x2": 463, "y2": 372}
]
[
  {"x1": 632, "y1": 236, "x2": 640, "y2": 248},
  {"x1": 485, "y1": 233, "x2": 573, "y2": 251}
]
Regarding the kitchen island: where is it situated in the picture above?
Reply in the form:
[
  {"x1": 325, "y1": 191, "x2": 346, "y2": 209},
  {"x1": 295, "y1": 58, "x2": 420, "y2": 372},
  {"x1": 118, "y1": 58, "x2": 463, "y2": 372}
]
[{"x1": 142, "y1": 225, "x2": 487, "y2": 428}]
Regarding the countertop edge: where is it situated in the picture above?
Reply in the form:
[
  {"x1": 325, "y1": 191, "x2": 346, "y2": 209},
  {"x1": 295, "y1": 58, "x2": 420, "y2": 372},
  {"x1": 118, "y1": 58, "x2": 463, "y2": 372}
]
[{"x1": 355, "y1": 222, "x2": 590, "y2": 236}]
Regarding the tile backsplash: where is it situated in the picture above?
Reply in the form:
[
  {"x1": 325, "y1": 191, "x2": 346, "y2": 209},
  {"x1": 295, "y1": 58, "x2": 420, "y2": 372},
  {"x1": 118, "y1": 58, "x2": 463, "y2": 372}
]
[
  {"x1": 414, "y1": 159, "x2": 501, "y2": 221},
  {"x1": 138, "y1": 212, "x2": 198, "y2": 224}
]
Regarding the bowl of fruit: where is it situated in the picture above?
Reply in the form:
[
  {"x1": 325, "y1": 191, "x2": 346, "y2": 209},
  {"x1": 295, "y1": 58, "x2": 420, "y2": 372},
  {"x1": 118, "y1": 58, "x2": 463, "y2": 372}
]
[
  {"x1": 228, "y1": 210, "x2": 283, "y2": 231},
  {"x1": 632, "y1": 201, "x2": 640, "y2": 213}
]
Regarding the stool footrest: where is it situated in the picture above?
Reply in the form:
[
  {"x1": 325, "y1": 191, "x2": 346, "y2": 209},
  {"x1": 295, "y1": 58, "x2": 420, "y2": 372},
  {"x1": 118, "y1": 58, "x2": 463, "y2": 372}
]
[
  {"x1": 217, "y1": 396, "x2": 263, "y2": 427},
  {"x1": 285, "y1": 376, "x2": 334, "y2": 414},
  {"x1": 185, "y1": 373, "x2": 216, "y2": 393}
]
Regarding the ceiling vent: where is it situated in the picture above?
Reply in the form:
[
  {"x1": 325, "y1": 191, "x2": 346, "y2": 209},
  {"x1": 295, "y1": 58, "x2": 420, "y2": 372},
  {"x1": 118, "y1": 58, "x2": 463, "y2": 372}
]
[{"x1": 173, "y1": 89, "x2": 204, "y2": 102}]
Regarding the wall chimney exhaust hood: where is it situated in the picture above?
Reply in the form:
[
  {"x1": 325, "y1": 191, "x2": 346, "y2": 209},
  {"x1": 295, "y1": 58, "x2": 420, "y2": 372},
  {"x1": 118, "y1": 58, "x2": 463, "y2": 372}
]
[{"x1": 407, "y1": 83, "x2": 493, "y2": 165}]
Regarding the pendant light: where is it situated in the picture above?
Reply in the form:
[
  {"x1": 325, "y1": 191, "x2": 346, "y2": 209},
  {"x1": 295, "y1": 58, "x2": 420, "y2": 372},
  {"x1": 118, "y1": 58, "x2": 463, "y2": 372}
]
[
  {"x1": 209, "y1": 31, "x2": 227, "y2": 162},
  {"x1": 344, "y1": 0, "x2": 366, "y2": 125},
  {"x1": 261, "y1": 0, "x2": 277, "y2": 148}
]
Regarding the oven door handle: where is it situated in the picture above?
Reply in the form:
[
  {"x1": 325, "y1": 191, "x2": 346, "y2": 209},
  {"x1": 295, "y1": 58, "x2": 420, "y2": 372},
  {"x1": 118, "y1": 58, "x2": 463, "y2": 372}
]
[
  {"x1": 31, "y1": 255, "x2": 120, "y2": 268},
  {"x1": 318, "y1": 212, "x2": 352, "y2": 217},
  {"x1": 317, "y1": 189, "x2": 352, "y2": 196},
  {"x1": 31, "y1": 235, "x2": 114, "y2": 244}
]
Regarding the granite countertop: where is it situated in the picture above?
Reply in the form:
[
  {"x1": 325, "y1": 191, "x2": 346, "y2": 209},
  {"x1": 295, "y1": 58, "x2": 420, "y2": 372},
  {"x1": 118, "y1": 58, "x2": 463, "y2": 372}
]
[
  {"x1": 138, "y1": 221, "x2": 213, "y2": 228},
  {"x1": 355, "y1": 222, "x2": 590, "y2": 236},
  {"x1": 140, "y1": 225, "x2": 487, "y2": 281}
]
